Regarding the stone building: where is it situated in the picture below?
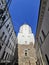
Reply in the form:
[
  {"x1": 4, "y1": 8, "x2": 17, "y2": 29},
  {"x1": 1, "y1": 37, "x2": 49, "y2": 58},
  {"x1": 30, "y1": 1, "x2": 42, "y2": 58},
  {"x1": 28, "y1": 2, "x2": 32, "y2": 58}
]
[
  {"x1": 35, "y1": 0, "x2": 49, "y2": 65},
  {"x1": 18, "y1": 43, "x2": 37, "y2": 65},
  {"x1": 17, "y1": 24, "x2": 37, "y2": 65},
  {"x1": 0, "y1": 0, "x2": 17, "y2": 64}
]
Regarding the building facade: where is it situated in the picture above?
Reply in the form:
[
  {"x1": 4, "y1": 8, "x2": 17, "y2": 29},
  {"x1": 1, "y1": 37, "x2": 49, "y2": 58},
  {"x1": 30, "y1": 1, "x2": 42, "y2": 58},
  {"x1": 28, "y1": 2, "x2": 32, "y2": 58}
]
[
  {"x1": 0, "y1": 0, "x2": 17, "y2": 64},
  {"x1": 17, "y1": 24, "x2": 37, "y2": 65},
  {"x1": 18, "y1": 43, "x2": 37, "y2": 65},
  {"x1": 35, "y1": 0, "x2": 49, "y2": 65}
]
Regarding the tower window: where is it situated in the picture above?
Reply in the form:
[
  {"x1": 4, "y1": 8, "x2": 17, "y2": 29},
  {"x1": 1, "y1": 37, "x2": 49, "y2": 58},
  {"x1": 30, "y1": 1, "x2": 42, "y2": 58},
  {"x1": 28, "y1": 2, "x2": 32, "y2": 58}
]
[
  {"x1": 25, "y1": 49, "x2": 27, "y2": 56},
  {"x1": 25, "y1": 41, "x2": 27, "y2": 43},
  {"x1": 25, "y1": 52, "x2": 27, "y2": 56}
]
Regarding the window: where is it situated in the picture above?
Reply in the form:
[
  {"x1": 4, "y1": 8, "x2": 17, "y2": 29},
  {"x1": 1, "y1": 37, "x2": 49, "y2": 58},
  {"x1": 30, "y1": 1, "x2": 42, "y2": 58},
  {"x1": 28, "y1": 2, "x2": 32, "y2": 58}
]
[
  {"x1": 9, "y1": 43, "x2": 11, "y2": 48},
  {"x1": 41, "y1": 10, "x2": 44, "y2": 14},
  {"x1": 40, "y1": 37, "x2": 43, "y2": 43},
  {"x1": 11, "y1": 29, "x2": 13, "y2": 32},
  {"x1": 10, "y1": 32, "x2": 12, "y2": 37},
  {"x1": 42, "y1": 6, "x2": 45, "y2": 10},
  {"x1": 0, "y1": 2, "x2": 1, "y2": 5},
  {"x1": 2, "y1": 15, "x2": 6, "y2": 21},
  {"x1": 42, "y1": 30, "x2": 46, "y2": 39},
  {"x1": 6, "y1": 39, "x2": 9, "y2": 46},
  {"x1": 25, "y1": 50, "x2": 27, "y2": 56},
  {"x1": 48, "y1": 8, "x2": 49, "y2": 11},
  {"x1": 0, "y1": 32, "x2": 5, "y2": 39},
  {"x1": 10, "y1": 44, "x2": 12, "y2": 50},
  {"x1": 5, "y1": 53, "x2": 8, "y2": 60},
  {"x1": 45, "y1": 54, "x2": 49, "y2": 65},
  {"x1": 9, "y1": 43, "x2": 12, "y2": 50},
  {"x1": 12, "y1": 47, "x2": 14, "y2": 52},
  {"x1": 6, "y1": 24, "x2": 9, "y2": 28},
  {"x1": 1, "y1": 51, "x2": 5, "y2": 59},
  {"x1": 0, "y1": 9, "x2": 4, "y2": 15},
  {"x1": 7, "y1": 54, "x2": 9, "y2": 60},
  {"x1": 0, "y1": 45, "x2": 2, "y2": 50},
  {"x1": 4, "y1": 35, "x2": 7, "y2": 41},
  {"x1": 25, "y1": 41, "x2": 27, "y2": 43},
  {"x1": 8, "y1": 28, "x2": 10, "y2": 32},
  {"x1": 43, "y1": 1, "x2": 46, "y2": 4},
  {"x1": 8, "y1": 42, "x2": 10, "y2": 48},
  {"x1": 22, "y1": 35, "x2": 24, "y2": 37},
  {"x1": 1, "y1": 0, "x2": 4, "y2": 4}
]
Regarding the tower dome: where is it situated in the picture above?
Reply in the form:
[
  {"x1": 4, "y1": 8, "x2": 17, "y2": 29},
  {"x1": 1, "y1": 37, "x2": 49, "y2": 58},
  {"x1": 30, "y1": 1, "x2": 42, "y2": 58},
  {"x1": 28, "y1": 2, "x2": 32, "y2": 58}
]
[
  {"x1": 18, "y1": 24, "x2": 35, "y2": 45},
  {"x1": 19, "y1": 24, "x2": 32, "y2": 34}
]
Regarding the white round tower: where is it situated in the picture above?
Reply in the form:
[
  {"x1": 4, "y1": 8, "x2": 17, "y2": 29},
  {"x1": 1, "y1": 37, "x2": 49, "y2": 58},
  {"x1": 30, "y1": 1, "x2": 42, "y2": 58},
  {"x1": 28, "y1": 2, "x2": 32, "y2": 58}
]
[{"x1": 17, "y1": 24, "x2": 35, "y2": 45}]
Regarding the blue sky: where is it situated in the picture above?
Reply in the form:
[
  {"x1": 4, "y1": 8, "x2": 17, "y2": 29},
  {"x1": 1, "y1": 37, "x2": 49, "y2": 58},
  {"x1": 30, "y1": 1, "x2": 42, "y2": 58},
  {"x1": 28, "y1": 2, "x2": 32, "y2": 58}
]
[{"x1": 9, "y1": 0, "x2": 40, "y2": 36}]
